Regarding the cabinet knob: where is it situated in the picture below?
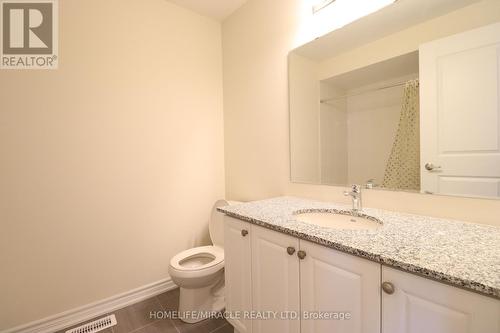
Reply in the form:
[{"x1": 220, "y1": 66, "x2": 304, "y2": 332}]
[
  {"x1": 241, "y1": 229, "x2": 248, "y2": 237},
  {"x1": 297, "y1": 250, "x2": 306, "y2": 260},
  {"x1": 287, "y1": 247, "x2": 296, "y2": 255},
  {"x1": 382, "y1": 281, "x2": 395, "y2": 295}
]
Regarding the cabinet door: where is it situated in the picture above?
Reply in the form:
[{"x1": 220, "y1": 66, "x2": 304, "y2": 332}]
[
  {"x1": 224, "y1": 216, "x2": 252, "y2": 333},
  {"x1": 382, "y1": 266, "x2": 500, "y2": 333},
  {"x1": 420, "y1": 22, "x2": 500, "y2": 197},
  {"x1": 300, "y1": 240, "x2": 381, "y2": 333},
  {"x1": 251, "y1": 224, "x2": 300, "y2": 333}
]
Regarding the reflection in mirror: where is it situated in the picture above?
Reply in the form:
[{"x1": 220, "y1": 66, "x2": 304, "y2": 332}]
[
  {"x1": 289, "y1": 2, "x2": 500, "y2": 199},
  {"x1": 290, "y1": 51, "x2": 420, "y2": 191}
]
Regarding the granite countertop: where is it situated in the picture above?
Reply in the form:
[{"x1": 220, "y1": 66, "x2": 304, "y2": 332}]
[{"x1": 218, "y1": 196, "x2": 500, "y2": 299}]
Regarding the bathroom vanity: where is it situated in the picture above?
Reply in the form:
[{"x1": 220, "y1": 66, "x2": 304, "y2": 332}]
[
  {"x1": 220, "y1": 197, "x2": 500, "y2": 333},
  {"x1": 223, "y1": 5, "x2": 500, "y2": 333}
]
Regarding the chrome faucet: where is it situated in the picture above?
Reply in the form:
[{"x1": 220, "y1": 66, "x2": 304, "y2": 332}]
[{"x1": 344, "y1": 184, "x2": 362, "y2": 213}]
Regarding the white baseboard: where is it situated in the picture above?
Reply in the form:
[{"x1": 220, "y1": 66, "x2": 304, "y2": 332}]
[{"x1": 2, "y1": 278, "x2": 177, "y2": 333}]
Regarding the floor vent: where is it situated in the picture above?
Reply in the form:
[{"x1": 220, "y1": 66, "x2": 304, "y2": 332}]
[{"x1": 66, "y1": 314, "x2": 117, "y2": 333}]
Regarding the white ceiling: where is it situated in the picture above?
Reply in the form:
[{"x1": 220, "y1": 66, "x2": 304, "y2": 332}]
[{"x1": 168, "y1": 0, "x2": 248, "y2": 21}]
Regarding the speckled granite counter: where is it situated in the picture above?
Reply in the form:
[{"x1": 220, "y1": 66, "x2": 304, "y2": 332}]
[{"x1": 218, "y1": 196, "x2": 500, "y2": 299}]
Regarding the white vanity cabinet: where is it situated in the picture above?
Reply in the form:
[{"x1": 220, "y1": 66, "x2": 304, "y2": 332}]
[
  {"x1": 224, "y1": 216, "x2": 500, "y2": 333},
  {"x1": 224, "y1": 216, "x2": 381, "y2": 333},
  {"x1": 382, "y1": 267, "x2": 500, "y2": 333},
  {"x1": 224, "y1": 216, "x2": 253, "y2": 333},
  {"x1": 300, "y1": 240, "x2": 381, "y2": 333},
  {"x1": 251, "y1": 223, "x2": 300, "y2": 333}
]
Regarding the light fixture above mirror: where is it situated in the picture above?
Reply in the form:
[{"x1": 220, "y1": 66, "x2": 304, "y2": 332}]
[
  {"x1": 312, "y1": 0, "x2": 396, "y2": 18},
  {"x1": 312, "y1": 0, "x2": 336, "y2": 13}
]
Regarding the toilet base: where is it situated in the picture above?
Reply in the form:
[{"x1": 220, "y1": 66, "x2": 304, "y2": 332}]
[{"x1": 178, "y1": 278, "x2": 225, "y2": 324}]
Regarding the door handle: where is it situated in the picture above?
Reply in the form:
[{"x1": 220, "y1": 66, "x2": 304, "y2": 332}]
[
  {"x1": 425, "y1": 163, "x2": 442, "y2": 171},
  {"x1": 287, "y1": 247, "x2": 296, "y2": 255},
  {"x1": 241, "y1": 229, "x2": 248, "y2": 237}
]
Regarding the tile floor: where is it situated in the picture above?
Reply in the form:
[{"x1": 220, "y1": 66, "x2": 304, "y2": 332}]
[{"x1": 58, "y1": 288, "x2": 233, "y2": 333}]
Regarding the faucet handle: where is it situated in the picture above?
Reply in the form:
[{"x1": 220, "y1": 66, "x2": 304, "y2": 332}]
[{"x1": 351, "y1": 184, "x2": 361, "y2": 193}]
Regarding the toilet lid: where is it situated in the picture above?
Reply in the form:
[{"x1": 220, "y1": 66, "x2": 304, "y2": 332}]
[{"x1": 209, "y1": 200, "x2": 229, "y2": 248}]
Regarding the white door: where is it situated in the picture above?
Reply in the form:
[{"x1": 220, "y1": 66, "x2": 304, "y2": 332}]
[
  {"x1": 420, "y1": 22, "x2": 500, "y2": 198},
  {"x1": 224, "y1": 216, "x2": 252, "y2": 333},
  {"x1": 382, "y1": 267, "x2": 500, "y2": 333},
  {"x1": 251, "y1": 224, "x2": 300, "y2": 333},
  {"x1": 300, "y1": 240, "x2": 381, "y2": 333}
]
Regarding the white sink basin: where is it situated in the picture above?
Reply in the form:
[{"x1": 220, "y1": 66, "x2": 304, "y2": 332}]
[{"x1": 295, "y1": 211, "x2": 382, "y2": 231}]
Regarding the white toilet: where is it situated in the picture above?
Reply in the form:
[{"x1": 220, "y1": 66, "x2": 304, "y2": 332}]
[{"x1": 168, "y1": 200, "x2": 234, "y2": 323}]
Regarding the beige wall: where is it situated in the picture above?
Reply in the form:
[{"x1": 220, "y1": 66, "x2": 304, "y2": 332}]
[
  {"x1": 0, "y1": 0, "x2": 224, "y2": 330},
  {"x1": 320, "y1": 83, "x2": 348, "y2": 185},
  {"x1": 222, "y1": 0, "x2": 500, "y2": 226},
  {"x1": 288, "y1": 53, "x2": 320, "y2": 183}
]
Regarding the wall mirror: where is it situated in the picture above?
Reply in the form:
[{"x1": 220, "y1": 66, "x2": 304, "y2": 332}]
[{"x1": 289, "y1": 0, "x2": 500, "y2": 199}]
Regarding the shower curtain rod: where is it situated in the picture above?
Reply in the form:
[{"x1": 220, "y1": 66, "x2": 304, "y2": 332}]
[{"x1": 320, "y1": 78, "x2": 419, "y2": 104}]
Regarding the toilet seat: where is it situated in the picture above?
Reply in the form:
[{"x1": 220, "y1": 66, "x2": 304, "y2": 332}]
[
  {"x1": 168, "y1": 200, "x2": 242, "y2": 322},
  {"x1": 169, "y1": 245, "x2": 224, "y2": 275}
]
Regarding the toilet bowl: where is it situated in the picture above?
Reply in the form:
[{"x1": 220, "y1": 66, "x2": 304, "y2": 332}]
[{"x1": 168, "y1": 200, "x2": 236, "y2": 323}]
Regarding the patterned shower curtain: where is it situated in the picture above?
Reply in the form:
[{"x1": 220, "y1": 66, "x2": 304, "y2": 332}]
[{"x1": 382, "y1": 79, "x2": 420, "y2": 191}]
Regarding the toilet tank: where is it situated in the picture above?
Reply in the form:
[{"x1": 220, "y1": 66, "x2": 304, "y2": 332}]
[{"x1": 209, "y1": 200, "x2": 241, "y2": 249}]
